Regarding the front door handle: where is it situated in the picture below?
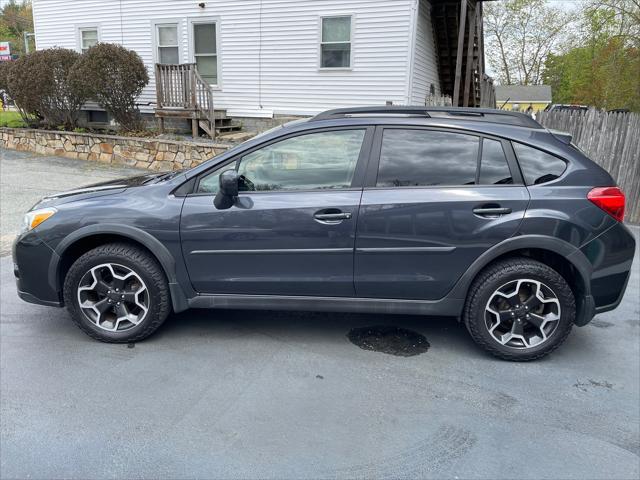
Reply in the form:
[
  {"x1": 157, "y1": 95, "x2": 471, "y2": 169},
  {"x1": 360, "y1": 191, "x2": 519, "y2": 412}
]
[
  {"x1": 473, "y1": 207, "x2": 512, "y2": 217},
  {"x1": 313, "y1": 210, "x2": 352, "y2": 223}
]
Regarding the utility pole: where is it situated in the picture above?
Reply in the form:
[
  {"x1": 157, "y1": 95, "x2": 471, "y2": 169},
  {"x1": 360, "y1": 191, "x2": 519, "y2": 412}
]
[{"x1": 23, "y1": 32, "x2": 35, "y2": 54}]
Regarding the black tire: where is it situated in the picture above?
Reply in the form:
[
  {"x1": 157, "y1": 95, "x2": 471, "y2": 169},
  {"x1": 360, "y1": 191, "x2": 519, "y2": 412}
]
[
  {"x1": 463, "y1": 257, "x2": 575, "y2": 361},
  {"x1": 63, "y1": 243, "x2": 171, "y2": 343}
]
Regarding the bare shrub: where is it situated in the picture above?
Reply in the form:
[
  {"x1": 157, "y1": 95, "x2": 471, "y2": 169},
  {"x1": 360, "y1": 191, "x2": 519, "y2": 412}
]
[
  {"x1": 71, "y1": 43, "x2": 149, "y2": 132},
  {"x1": 2, "y1": 57, "x2": 40, "y2": 126},
  {"x1": 6, "y1": 48, "x2": 88, "y2": 129}
]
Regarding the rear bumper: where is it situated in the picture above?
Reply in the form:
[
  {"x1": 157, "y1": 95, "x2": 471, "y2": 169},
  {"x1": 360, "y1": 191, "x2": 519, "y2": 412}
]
[{"x1": 577, "y1": 222, "x2": 635, "y2": 323}]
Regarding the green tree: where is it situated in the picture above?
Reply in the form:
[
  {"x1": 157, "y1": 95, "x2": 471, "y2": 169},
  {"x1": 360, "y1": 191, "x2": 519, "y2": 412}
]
[
  {"x1": 0, "y1": 0, "x2": 33, "y2": 57},
  {"x1": 543, "y1": 0, "x2": 640, "y2": 111}
]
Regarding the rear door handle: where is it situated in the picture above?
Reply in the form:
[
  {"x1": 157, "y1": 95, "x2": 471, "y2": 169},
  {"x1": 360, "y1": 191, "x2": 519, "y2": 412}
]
[{"x1": 472, "y1": 207, "x2": 512, "y2": 216}]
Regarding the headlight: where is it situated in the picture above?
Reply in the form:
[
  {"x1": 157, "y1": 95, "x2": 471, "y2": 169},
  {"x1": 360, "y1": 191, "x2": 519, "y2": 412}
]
[{"x1": 21, "y1": 207, "x2": 57, "y2": 233}]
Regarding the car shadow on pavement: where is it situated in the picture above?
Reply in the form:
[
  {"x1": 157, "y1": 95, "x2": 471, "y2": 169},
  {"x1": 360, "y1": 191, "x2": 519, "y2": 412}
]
[
  {"x1": 141, "y1": 306, "x2": 602, "y2": 364},
  {"x1": 152, "y1": 309, "x2": 496, "y2": 359}
]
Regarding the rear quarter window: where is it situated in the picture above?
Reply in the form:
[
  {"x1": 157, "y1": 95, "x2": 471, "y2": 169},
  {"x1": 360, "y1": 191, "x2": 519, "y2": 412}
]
[{"x1": 512, "y1": 142, "x2": 567, "y2": 185}]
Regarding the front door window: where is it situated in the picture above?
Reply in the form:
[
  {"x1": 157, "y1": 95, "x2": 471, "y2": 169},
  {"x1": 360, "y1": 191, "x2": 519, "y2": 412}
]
[
  {"x1": 197, "y1": 129, "x2": 366, "y2": 193},
  {"x1": 193, "y1": 23, "x2": 218, "y2": 85}
]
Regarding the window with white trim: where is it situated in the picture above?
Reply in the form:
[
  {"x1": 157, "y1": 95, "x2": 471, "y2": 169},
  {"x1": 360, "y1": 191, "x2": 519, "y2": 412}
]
[
  {"x1": 156, "y1": 24, "x2": 179, "y2": 64},
  {"x1": 320, "y1": 16, "x2": 351, "y2": 68},
  {"x1": 79, "y1": 28, "x2": 98, "y2": 53},
  {"x1": 193, "y1": 22, "x2": 218, "y2": 85}
]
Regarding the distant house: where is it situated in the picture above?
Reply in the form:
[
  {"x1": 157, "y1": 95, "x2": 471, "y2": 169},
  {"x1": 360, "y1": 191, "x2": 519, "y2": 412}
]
[
  {"x1": 495, "y1": 85, "x2": 552, "y2": 113},
  {"x1": 32, "y1": 0, "x2": 494, "y2": 136}
]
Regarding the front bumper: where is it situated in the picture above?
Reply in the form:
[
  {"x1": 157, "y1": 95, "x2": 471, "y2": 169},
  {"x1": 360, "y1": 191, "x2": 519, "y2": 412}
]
[{"x1": 12, "y1": 231, "x2": 62, "y2": 308}]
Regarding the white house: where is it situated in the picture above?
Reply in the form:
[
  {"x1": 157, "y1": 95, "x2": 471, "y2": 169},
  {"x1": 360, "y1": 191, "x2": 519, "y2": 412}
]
[{"x1": 32, "y1": 0, "x2": 491, "y2": 133}]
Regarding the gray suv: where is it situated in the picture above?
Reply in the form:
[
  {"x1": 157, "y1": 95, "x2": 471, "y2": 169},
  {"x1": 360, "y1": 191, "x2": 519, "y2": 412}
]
[{"x1": 13, "y1": 107, "x2": 635, "y2": 361}]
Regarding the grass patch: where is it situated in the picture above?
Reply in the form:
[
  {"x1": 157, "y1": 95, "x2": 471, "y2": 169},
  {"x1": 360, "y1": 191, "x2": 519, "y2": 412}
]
[{"x1": 0, "y1": 111, "x2": 27, "y2": 128}]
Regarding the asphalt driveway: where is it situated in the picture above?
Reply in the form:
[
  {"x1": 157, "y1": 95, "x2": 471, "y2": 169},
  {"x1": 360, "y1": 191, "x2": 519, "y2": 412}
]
[{"x1": 1, "y1": 148, "x2": 639, "y2": 479}]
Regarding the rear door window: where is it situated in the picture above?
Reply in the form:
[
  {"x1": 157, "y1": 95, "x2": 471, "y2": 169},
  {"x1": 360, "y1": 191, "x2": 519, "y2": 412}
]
[
  {"x1": 479, "y1": 138, "x2": 513, "y2": 185},
  {"x1": 513, "y1": 142, "x2": 567, "y2": 185},
  {"x1": 376, "y1": 129, "x2": 479, "y2": 186}
]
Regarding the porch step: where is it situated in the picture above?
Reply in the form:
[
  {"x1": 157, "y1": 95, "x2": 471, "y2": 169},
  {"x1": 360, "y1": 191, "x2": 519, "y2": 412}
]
[
  {"x1": 197, "y1": 119, "x2": 242, "y2": 138},
  {"x1": 216, "y1": 123, "x2": 242, "y2": 132},
  {"x1": 217, "y1": 131, "x2": 256, "y2": 143},
  {"x1": 198, "y1": 120, "x2": 214, "y2": 138}
]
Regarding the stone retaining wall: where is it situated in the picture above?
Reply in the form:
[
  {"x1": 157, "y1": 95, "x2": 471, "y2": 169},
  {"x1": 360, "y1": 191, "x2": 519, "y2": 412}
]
[{"x1": 0, "y1": 128, "x2": 231, "y2": 170}]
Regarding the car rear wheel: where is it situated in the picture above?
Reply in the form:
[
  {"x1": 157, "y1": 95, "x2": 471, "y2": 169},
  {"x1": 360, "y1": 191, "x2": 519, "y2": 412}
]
[
  {"x1": 63, "y1": 243, "x2": 170, "y2": 343},
  {"x1": 463, "y1": 257, "x2": 575, "y2": 361}
]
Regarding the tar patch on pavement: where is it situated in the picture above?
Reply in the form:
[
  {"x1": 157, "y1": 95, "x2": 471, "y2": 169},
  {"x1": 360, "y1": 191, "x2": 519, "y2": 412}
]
[
  {"x1": 347, "y1": 326, "x2": 430, "y2": 357},
  {"x1": 574, "y1": 379, "x2": 614, "y2": 392},
  {"x1": 590, "y1": 319, "x2": 614, "y2": 328}
]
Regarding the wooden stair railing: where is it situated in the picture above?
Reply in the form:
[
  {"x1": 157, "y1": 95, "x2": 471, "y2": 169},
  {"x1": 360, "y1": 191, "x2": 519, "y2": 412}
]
[
  {"x1": 155, "y1": 63, "x2": 216, "y2": 139},
  {"x1": 193, "y1": 68, "x2": 215, "y2": 140}
]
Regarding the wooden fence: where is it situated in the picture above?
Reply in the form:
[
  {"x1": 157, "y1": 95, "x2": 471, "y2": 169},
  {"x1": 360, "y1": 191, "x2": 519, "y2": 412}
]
[{"x1": 537, "y1": 109, "x2": 640, "y2": 224}]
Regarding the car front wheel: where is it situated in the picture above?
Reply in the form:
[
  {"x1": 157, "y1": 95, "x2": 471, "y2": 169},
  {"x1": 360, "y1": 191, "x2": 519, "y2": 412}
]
[
  {"x1": 63, "y1": 243, "x2": 171, "y2": 342},
  {"x1": 463, "y1": 257, "x2": 575, "y2": 361}
]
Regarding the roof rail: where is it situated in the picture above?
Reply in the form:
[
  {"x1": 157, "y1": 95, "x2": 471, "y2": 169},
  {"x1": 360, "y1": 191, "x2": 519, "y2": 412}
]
[{"x1": 311, "y1": 106, "x2": 542, "y2": 128}]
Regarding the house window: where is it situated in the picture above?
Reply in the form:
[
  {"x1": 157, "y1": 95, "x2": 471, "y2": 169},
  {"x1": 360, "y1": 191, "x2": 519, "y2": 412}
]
[
  {"x1": 79, "y1": 28, "x2": 98, "y2": 53},
  {"x1": 320, "y1": 16, "x2": 351, "y2": 68},
  {"x1": 157, "y1": 24, "x2": 179, "y2": 64},
  {"x1": 193, "y1": 22, "x2": 218, "y2": 85}
]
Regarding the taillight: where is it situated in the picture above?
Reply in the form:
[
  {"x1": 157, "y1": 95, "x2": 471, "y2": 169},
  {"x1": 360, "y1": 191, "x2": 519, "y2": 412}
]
[{"x1": 588, "y1": 187, "x2": 625, "y2": 222}]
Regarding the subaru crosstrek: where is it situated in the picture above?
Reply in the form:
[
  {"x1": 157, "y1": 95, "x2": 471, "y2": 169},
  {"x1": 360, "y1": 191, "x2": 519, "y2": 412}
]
[{"x1": 13, "y1": 106, "x2": 636, "y2": 361}]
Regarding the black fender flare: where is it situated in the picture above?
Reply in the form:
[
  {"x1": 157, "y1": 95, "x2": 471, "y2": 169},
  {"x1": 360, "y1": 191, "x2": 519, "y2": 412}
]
[
  {"x1": 48, "y1": 224, "x2": 189, "y2": 313},
  {"x1": 448, "y1": 234, "x2": 593, "y2": 301}
]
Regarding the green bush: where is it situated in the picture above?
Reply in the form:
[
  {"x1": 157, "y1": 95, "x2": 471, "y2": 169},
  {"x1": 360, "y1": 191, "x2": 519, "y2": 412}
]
[
  {"x1": 71, "y1": 43, "x2": 149, "y2": 131},
  {"x1": 6, "y1": 48, "x2": 88, "y2": 129}
]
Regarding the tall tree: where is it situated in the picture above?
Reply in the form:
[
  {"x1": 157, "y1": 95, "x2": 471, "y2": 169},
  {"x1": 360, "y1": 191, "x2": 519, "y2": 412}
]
[
  {"x1": 0, "y1": 0, "x2": 33, "y2": 57},
  {"x1": 584, "y1": 0, "x2": 639, "y2": 46},
  {"x1": 484, "y1": 0, "x2": 574, "y2": 85},
  {"x1": 543, "y1": 0, "x2": 640, "y2": 111}
]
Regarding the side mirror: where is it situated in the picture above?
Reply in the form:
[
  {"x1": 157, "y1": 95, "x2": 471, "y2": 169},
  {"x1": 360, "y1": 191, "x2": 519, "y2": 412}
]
[{"x1": 214, "y1": 169, "x2": 239, "y2": 210}]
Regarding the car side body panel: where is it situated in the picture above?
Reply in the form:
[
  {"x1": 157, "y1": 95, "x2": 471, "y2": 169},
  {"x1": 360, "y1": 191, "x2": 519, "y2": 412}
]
[
  {"x1": 180, "y1": 190, "x2": 362, "y2": 296},
  {"x1": 14, "y1": 182, "x2": 193, "y2": 311},
  {"x1": 11, "y1": 112, "x2": 636, "y2": 331},
  {"x1": 354, "y1": 186, "x2": 530, "y2": 300}
]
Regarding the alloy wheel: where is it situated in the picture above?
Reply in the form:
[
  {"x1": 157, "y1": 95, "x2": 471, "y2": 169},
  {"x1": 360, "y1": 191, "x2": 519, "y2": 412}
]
[
  {"x1": 485, "y1": 278, "x2": 561, "y2": 349},
  {"x1": 77, "y1": 263, "x2": 149, "y2": 332}
]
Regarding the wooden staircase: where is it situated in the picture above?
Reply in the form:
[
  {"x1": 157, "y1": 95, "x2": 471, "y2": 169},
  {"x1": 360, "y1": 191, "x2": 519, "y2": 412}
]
[
  {"x1": 431, "y1": 0, "x2": 494, "y2": 108},
  {"x1": 154, "y1": 64, "x2": 241, "y2": 139}
]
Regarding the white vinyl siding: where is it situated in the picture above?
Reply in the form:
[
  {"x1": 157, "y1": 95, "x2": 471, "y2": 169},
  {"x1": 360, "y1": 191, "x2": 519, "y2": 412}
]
[
  {"x1": 409, "y1": 0, "x2": 440, "y2": 105},
  {"x1": 33, "y1": 0, "x2": 422, "y2": 117}
]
